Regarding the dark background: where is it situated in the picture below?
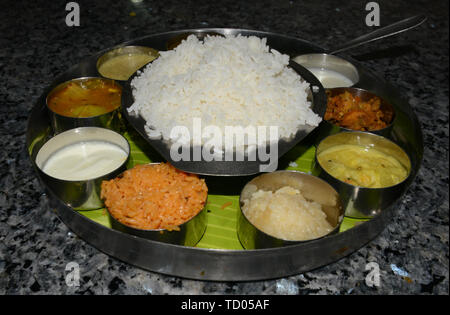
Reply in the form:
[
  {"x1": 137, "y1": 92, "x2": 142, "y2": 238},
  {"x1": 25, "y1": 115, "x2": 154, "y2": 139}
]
[{"x1": 0, "y1": 0, "x2": 448, "y2": 294}]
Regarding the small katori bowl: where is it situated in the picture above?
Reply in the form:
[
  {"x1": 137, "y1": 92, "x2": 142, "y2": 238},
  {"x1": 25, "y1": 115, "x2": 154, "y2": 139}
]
[
  {"x1": 96, "y1": 45, "x2": 159, "y2": 81},
  {"x1": 46, "y1": 77, "x2": 124, "y2": 134},
  {"x1": 293, "y1": 53, "x2": 359, "y2": 88},
  {"x1": 34, "y1": 127, "x2": 130, "y2": 210},
  {"x1": 315, "y1": 131, "x2": 412, "y2": 219},
  {"x1": 326, "y1": 87, "x2": 395, "y2": 134},
  {"x1": 237, "y1": 170, "x2": 344, "y2": 249},
  {"x1": 104, "y1": 163, "x2": 208, "y2": 247},
  {"x1": 312, "y1": 87, "x2": 396, "y2": 144}
]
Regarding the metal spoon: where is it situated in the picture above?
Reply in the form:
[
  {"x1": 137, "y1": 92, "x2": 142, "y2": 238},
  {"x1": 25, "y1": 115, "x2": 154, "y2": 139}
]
[
  {"x1": 329, "y1": 15, "x2": 427, "y2": 55},
  {"x1": 292, "y1": 15, "x2": 427, "y2": 88}
]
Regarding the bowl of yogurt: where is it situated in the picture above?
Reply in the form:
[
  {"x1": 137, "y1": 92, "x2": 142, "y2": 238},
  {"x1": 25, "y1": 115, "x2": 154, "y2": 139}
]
[
  {"x1": 35, "y1": 127, "x2": 130, "y2": 210},
  {"x1": 292, "y1": 53, "x2": 359, "y2": 88}
]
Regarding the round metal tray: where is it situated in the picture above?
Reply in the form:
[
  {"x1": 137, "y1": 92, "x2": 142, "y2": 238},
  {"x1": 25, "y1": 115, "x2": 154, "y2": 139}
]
[{"x1": 26, "y1": 29, "x2": 424, "y2": 281}]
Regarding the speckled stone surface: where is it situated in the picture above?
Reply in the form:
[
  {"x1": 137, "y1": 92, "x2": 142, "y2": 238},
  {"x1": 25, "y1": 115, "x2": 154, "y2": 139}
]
[{"x1": 0, "y1": 0, "x2": 448, "y2": 295}]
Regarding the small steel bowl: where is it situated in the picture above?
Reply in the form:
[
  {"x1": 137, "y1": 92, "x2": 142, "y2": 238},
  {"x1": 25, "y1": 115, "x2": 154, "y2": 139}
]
[
  {"x1": 104, "y1": 163, "x2": 208, "y2": 247},
  {"x1": 315, "y1": 131, "x2": 412, "y2": 219},
  {"x1": 292, "y1": 53, "x2": 359, "y2": 88},
  {"x1": 96, "y1": 46, "x2": 159, "y2": 81},
  {"x1": 35, "y1": 127, "x2": 130, "y2": 210},
  {"x1": 313, "y1": 87, "x2": 396, "y2": 144},
  {"x1": 327, "y1": 87, "x2": 395, "y2": 134},
  {"x1": 237, "y1": 170, "x2": 344, "y2": 249},
  {"x1": 46, "y1": 77, "x2": 124, "y2": 134}
]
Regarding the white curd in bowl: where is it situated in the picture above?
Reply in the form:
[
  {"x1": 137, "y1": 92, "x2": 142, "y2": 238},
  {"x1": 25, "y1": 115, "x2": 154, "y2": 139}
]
[
  {"x1": 307, "y1": 67, "x2": 355, "y2": 88},
  {"x1": 35, "y1": 127, "x2": 130, "y2": 182},
  {"x1": 41, "y1": 141, "x2": 128, "y2": 181}
]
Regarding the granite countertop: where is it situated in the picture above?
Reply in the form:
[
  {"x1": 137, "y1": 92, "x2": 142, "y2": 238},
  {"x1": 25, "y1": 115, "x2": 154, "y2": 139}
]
[{"x1": 0, "y1": 0, "x2": 448, "y2": 295}]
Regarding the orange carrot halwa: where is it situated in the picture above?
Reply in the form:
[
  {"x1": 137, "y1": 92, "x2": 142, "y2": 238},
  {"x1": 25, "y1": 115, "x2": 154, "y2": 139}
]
[{"x1": 101, "y1": 163, "x2": 208, "y2": 230}]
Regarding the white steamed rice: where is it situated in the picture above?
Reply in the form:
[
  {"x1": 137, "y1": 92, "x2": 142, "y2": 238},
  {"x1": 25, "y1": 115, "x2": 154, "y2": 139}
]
[{"x1": 128, "y1": 34, "x2": 321, "y2": 152}]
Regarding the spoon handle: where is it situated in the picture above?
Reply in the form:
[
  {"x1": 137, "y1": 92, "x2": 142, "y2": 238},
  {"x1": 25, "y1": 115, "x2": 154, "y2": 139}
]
[{"x1": 329, "y1": 15, "x2": 427, "y2": 55}]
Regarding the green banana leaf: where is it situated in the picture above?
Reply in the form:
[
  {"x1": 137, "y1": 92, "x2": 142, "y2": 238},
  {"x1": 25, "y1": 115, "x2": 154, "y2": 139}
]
[{"x1": 77, "y1": 128, "x2": 367, "y2": 250}]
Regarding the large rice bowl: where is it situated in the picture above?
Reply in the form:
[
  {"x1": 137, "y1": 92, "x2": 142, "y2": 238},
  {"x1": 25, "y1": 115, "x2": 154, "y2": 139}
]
[{"x1": 128, "y1": 34, "x2": 321, "y2": 154}]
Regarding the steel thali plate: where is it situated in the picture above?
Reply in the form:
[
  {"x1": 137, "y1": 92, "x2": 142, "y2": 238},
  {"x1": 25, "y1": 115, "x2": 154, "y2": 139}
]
[{"x1": 26, "y1": 28, "x2": 423, "y2": 281}]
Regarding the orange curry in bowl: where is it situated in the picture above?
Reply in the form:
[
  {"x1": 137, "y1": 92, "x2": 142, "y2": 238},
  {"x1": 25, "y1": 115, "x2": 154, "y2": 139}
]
[{"x1": 324, "y1": 90, "x2": 394, "y2": 131}]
